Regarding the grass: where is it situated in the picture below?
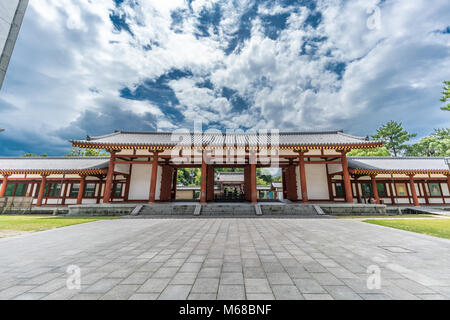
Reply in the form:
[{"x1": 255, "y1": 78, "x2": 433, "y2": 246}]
[
  {"x1": 364, "y1": 218, "x2": 450, "y2": 239},
  {"x1": 0, "y1": 215, "x2": 118, "y2": 234},
  {"x1": 338, "y1": 214, "x2": 433, "y2": 219}
]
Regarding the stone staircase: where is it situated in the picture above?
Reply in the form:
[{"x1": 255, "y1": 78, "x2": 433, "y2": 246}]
[
  {"x1": 138, "y1": 203, "x2": 196, "y2": 216},
  {"x1": 405, "y1": 206, "x2": 449, "y2": 216},
  {"x1": 200, "y1": 203, "x2": 256, "y2": 216},
  {"x1": 260, "y1": 204, "x2": 317, "y2": 216}
]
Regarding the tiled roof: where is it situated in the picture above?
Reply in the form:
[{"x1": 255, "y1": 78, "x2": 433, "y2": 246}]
[
  {"x1": 216, "y1": 172, "x2": 244, "y2": 182},
  {"x1": 348, "y1": 157, "x2": 450, "y2": 173},
  {"x1": 0, "y1": 157, "x2": 110, "y2": 173},
  {"x1": 272, "y1": 182, "x2": 283, "y2": 189},
  {"x1": 71, "y1": 130, "x2": 379, "y2": 148}
]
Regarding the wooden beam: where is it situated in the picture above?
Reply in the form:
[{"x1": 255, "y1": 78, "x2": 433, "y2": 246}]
[
  {"x1": 103, "y1": 151, "x2": 116, "y2": 204},
  {"x1": 0, "y1": 175, "x2": 8, "y2": 197},
  {"x1": 447, "y1": 175, "x2": 450, "y2": 200},
  {"x1": 36, "y1": 175, "x2": 47, "y2": 207},
  {"x1": 341, "y1": 152, "x2": 354, "y2": 203},
  {"x1": 371, "y1": 175, "x2": 380, "y2": 204},
  {"x1": 409, "y1": 175, "x2": 419, "y2": 206},
  {"x1": 250, "y1": 162, "x2": 257, "y2": 203},
  {"x1": 76, "y1": 176, "x2": 86, "y2": 205},
  {"x1": 207, "y1": 166, "x2": 214, "y2": 201},
  {"x1": 171, "y1": 168, "x2": 178, "y2": 200},
  {"x1": 244, "y1": 165, "x2": 250, "y2": 201},
  {"x1": 200, "y1": 152, "x2": 207, "y2": 203}
]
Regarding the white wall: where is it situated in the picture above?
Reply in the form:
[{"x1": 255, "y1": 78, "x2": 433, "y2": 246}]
[
  {"x1": 441, "y1": 183, "x2": 449, "y2": 196},
  {"x1": 128, "y1": 162, "x2": 152, "y2": 200},
  {"x1": 296, "y1": 166, "x2": 302, "y2": 200},
  {"x1": 305, "y1": 164, "x2": 329, "y2": 200},
  {"x1": 155, "y1": 165, "x2": 162, "y2": 200}
]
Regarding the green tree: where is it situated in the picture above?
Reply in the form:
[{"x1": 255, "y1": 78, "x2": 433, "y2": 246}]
[
  {"x1": 372, "y1": 121, "x2": 416, "y2": 156},
  {"x1": 177, "y1": 168, "x2": 200, "y2": 186},
  {"x1": 440, "y1": 80, "x2": 450, "y2": 111},
  {"x1": 347, "y1": 147, "x2": 391, "y2": 157},
  {"x1": 256, "y1": 168, "x2": 273, "y2": 186},
  {"x1": 22, "y1": 153, "x2": 47, "y2": 157},
  {"x1": 65, "y1": 147, "x2": 108, "y2": 157},
  {"x1": 406, "y1": 128, "x2": 450, "y2": 157}
]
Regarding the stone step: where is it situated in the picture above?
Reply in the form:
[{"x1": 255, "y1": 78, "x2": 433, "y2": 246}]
[{"x1": 139, "y1": 204, "x2": 196, "y2": 215}]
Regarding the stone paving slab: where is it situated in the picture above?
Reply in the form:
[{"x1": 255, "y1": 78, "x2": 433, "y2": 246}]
[{"x1": 0, "y1": 218, "x2": 449, "y2": 300}]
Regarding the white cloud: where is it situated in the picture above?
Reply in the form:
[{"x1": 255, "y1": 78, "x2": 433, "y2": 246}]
[{"x1": 0, "y1": 0, "x2": 449, "y2": 155}]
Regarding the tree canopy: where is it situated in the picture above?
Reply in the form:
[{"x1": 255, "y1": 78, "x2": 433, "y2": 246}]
[
  {"x1": 406, "y1": 128, "x2": 450, "y2": 157},
  {"x1": 371, "y1": 121, "x2": 416, "y2": 156},
  {"x1": 347, "y1": 147, "x2": 391, "y2": 157},
  {"x1": 65, "y1": 147, "x2": 109, "y2": 157},
  {"x1": 22, "y1": 153, "x2": 47, "y2": 157},
  {"x1": 440, "y1": 80, "x2": 450, "y2": 111}
]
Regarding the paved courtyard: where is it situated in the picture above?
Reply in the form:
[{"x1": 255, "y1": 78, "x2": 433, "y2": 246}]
[{"x1": 0, "y1": 218, "x2": 449, "y2": 300}]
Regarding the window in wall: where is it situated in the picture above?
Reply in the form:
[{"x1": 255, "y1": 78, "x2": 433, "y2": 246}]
[
  {"x1": 376, "y1": 183, "x2": 386, "y2": 197},
  {"x1": 34, "y1": 184, "x2": 49, "y2": 197},
  {"x1": 48, "y1": 184, "x2": 62, "y2": 197},
  {"x1": 84, "y1": 183, "x2": 96, "y2": 197},
  {"x1": 15, "y1": 183, "x2": 28, "y2": 196},
  {"x1": 361, "y1": 183, "x2": 372, "y2": 197},
  {"x1": 428, "y1": 183, "x2": 442, "y2": 197},
  {"x1": 113, "y1": 183, "x2": 122, "y2": 197},
  {"x1": 335, "y1": 183, "x2": 344, "y2": 197},
  {"x1": 395, "y1": 183, "x2": 408, "y2": 196},
  {"x1": 70, "y1": 184, "x2": 80, "y2": 197},
  {"x1": 5, "y1": 184, "x2": 15, "y2": 196}
]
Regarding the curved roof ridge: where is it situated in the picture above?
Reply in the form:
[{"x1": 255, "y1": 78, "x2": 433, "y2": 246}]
[
  {"x1": 87, "y1": 130, "x2": 349, "y2": 136},
  {"x1": 83, "y1": 131, "x2": 122, "y2": 141}
]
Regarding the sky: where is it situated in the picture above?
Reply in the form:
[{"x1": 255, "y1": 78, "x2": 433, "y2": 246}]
[{"x1": 0, "y1": 0, "x2": 449, "y2": 156}]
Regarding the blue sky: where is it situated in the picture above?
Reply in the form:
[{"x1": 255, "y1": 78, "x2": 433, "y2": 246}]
[{"x1": 0, "y1": 0, "x2": 449, "y2": 155}]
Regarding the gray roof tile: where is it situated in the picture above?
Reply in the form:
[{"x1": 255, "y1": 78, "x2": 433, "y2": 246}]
[
  {"x1": 348, "y1": 157, "x2": 449, "y2": 172},
  {"x1": 216, "y1": 172, "x2": 244, "y2": 182},
  {"x1": 0, "y1": 157, "x2": 110, "y2": 173},
  {"x1": 72, "y1": 130, "x2": 378, "y2": 148}
]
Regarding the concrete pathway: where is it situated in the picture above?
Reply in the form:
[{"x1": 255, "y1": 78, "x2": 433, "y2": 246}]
[{"x1": 0, "y1": 218, "x2": 449, "y2": 300}]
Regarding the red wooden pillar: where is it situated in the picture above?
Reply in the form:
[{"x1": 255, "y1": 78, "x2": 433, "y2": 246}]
[
  {"x1": 200, "y1": 152, "x2": 207, "y2": 203},
  {"x1": 124, "y1": 174, "x2": 131, "y2": 202},
  {"x1": 61, "y1": 182, "x2": 67, "y2": 205},
  {"x1": 447, "y1": 175, "x2": 450, "y2": 198},
  {"x1": 207, "y1": 166, "x2": 214, "y2": 201},
  {"x1": 250, "y1": 151, "x2": 257, "y2": 203},
  {"x1": 287, "y1": 165, "x2": 298, "y2": 201},
  {"x1": 298, "y1": 152, "x2": 308, "y2": 202},
  {"x1": 0, "y1": 175, "x2": 9, "y2": 197},
  {"x1": 371, "y1": 175, "x2": 380, "y2": 204},
  {"x1": 250, "y1": 163, "x2": 257, "y2": 203},
  {"x1": 77, "y1": 176, "x2": 86, "y2": 205},
  {"x1": 341, "y1": 152, "x2": 354, "y2": 203},
  {"x1": 409, "y1": 175, "x2": 419, "y2": 206},
  {"x1": 97, "y1": 178, "x2": 104, "y2": 204},
  {"x1": 103, "y1": 151, "x2": 116, "y2": 203},
  {"x1": 36, "y1": 175, "x2": 47, "y2": 207},
  {"x1": 281, "y1": 168, "x2": 287, "y2": 199},
  {"x1": 171, "y1": 168, "x2": 178, "y2": 200},
  {"x1": 149, "y1": 152, "x2": 159, "y2": 203},
  {"x1": 244, "y1": 165, "x2": 250, "y2": 201}
]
